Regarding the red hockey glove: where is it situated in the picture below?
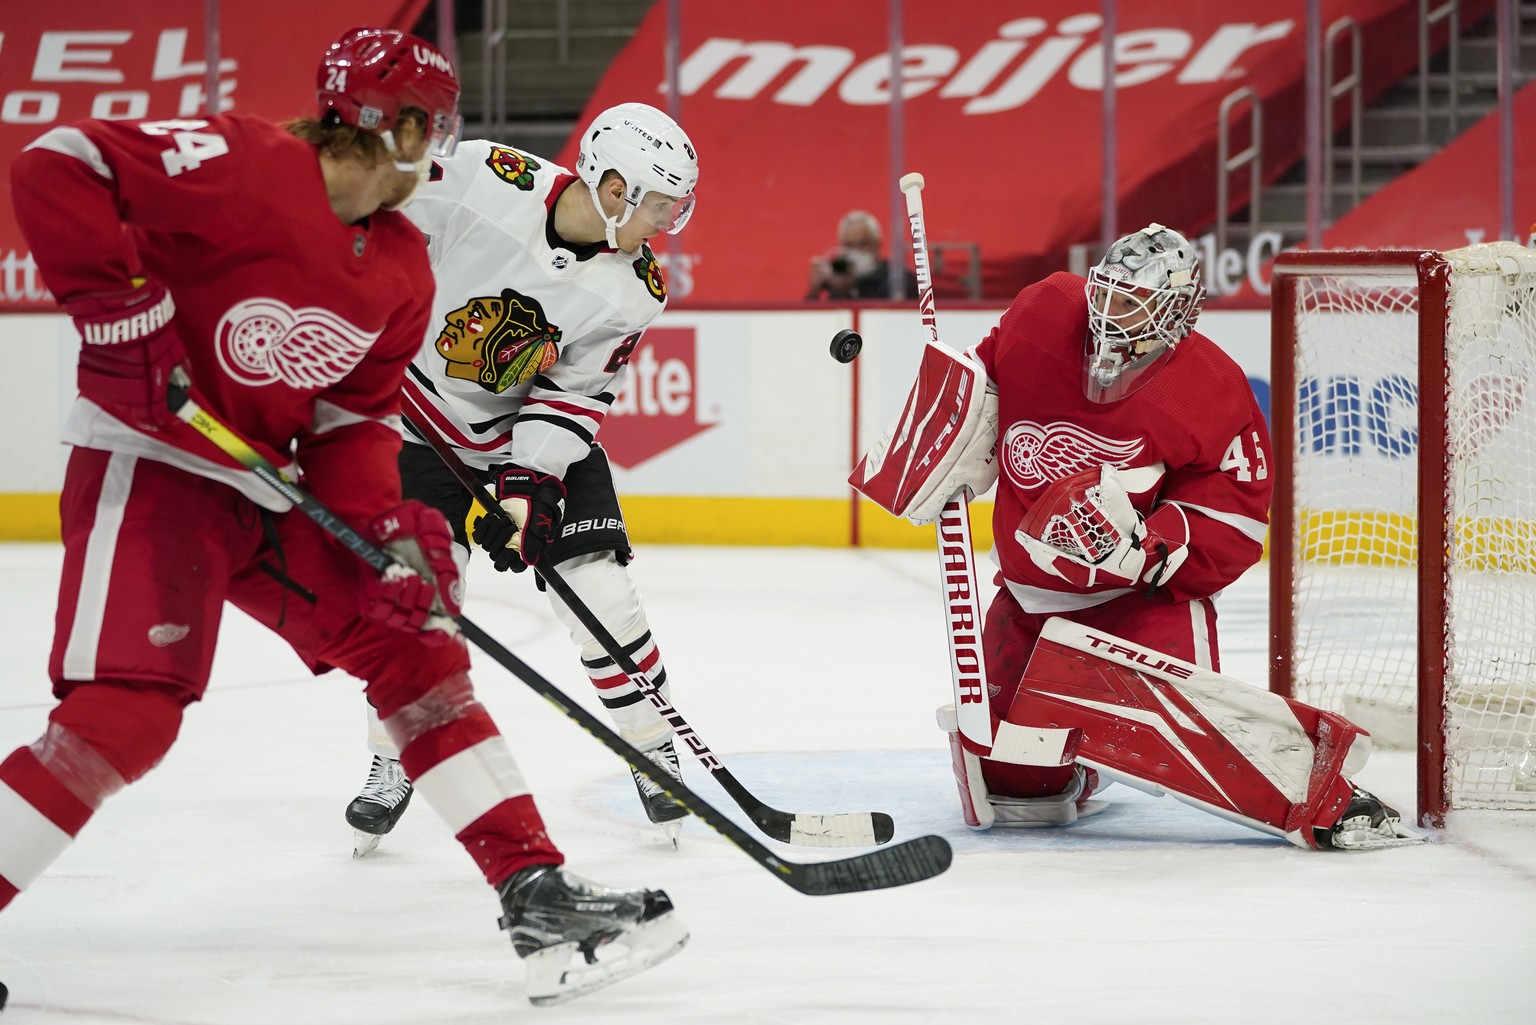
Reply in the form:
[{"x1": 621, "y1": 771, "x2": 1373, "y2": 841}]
[
  {"x1": 362, "y1": 500, "x2": 464, "y2": 644},
  {"x1": 1015, "y1": 466, "x2": 1188, "y2": 593},
  {"x1": 471, "y1": 466, "x2": 566, "y2": 573},
  {"x1": 65, "y1": 279, "x2": 187, "y2": 432}
]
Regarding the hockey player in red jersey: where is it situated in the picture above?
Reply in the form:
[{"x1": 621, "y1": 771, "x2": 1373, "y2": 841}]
[
  {"x1": 343, "y1": 102, "x2": 702, "y2": 851},
  {"x1": 0, "y1": 27, "x2": 686, "y2": 1006},
  {"x1": 855, "y1": 224, "x2": 1422, "y2": 851}
]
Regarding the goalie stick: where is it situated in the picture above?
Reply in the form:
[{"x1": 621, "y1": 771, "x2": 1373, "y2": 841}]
[
  {"x1": 167, "y1": 374, "x2": 947, "y2": 894},
  {"x1": 400, "y1": 401, "x2": 895, "y2": 847},
  {"x1": 899, "y1": 172, "x2": 995, "y2": 756}
]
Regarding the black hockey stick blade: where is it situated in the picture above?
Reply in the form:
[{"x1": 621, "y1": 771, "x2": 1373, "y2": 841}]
[
  {"x1": 400, "y1": 403, "x2": 898, "y2": 847},
  {"x1": 455, "y1": 617, "x2": 949, "y2": 894},
  {"x1": 171, "y1": 387, "x2": 950, "y2": 894},
  {"x1": 782, "y1": 834, "x2": 952, "y2": 896}
]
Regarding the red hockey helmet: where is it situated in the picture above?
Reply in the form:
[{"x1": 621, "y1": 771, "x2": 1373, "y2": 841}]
[{"x1": 316, "y1": 27, "x2": 462, "y2": 159}]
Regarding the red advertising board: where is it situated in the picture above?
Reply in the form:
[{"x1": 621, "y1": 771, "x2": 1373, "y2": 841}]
[
  {"x1": 558, "y1": 1, "x2": 1481, "y2": 304},
  {"x1": 0, "y1": 1, "x2": 428, "y2": 310}
]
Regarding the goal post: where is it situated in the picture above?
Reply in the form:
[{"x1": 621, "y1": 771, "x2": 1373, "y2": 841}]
[{"x1": 1269, "y1": 243, "x2": 1536, "y2": 828}]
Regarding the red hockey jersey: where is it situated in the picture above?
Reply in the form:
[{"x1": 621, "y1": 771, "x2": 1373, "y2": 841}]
[
  {"x1": 10, "y1": 114, "x2": 433, "y2": 525},
  {"x1": 973, "y1": 272, "x2": 1272, "y2": 614}
]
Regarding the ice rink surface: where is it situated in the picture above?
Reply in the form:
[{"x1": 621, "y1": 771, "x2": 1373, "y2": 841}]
[{"x1": 0, "y1": 542, "x2": 1532, "y2": 1025}]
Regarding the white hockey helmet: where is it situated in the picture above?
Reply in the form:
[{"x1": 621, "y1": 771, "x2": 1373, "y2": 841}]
[
  {"x1": 1083, "y1": 223, "x2": 1205, "y2": 403},
  {"x1": 575, "y1": 102, "x2": 699, "y2": 247}
]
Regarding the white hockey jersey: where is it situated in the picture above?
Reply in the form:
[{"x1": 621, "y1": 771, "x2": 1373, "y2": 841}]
[{"x1": 400, "y1": 140, "x2": 670, "y2": 476}]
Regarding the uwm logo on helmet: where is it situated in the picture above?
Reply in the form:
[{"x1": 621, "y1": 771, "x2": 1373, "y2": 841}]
[
  {"x1": 676, "y1": 14, "x2": 1294, "y2": 112},
  {"x1": 603, "y1": 327, "x2": 716, "y2": 469}
]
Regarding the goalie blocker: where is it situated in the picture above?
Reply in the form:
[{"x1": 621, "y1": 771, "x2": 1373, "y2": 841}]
[{"x1": 941, "y1": 619, "x2": 1426, "y2": 851}]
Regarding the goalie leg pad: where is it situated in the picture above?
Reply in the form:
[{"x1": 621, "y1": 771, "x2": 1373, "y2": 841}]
[
  {"x1": 938, "y1": 704, "x2": 1101, "y2": 830},
  {"x1": 938, "y1": 703, "x2": 994, "y2": 829},
  {"x1": 1009, "y1": 618, "x2": 1382, "y2": 848},
  {"x1": 849, "y1": 342, "x2": 999, "y2": 525}
]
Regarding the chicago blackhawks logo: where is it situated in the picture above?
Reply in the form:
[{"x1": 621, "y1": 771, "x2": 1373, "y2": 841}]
[
  {"x1": 633, "y1": 244, "x2": 666, "y2": 302},
  {"x1": 435, "y1": 288, "x2": 561, "y2": 393},
  {"x1": 485, "y1": 146, "x2": 540, "y2": 190},
  {"x1": 214, "y1": 297, "x2": 380, "y2": 389},
  {"x1": 1001, "y1": 420, "x2": 1145, "y2": 491}
]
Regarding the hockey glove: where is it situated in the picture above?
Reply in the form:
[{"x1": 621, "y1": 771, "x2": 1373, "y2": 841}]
[
  {"x1": 472, "y1": 466, "x2": 566, "y2": 573},
  {"x1": 66, "y1": 279, "x2": 187, "y2": 432},
  {"x1": 362, "y1": 500, "x2": 464, "y2": 644},
  {"x1": 1015, "y1": 465, "x2": 1188, "y2": 593}
]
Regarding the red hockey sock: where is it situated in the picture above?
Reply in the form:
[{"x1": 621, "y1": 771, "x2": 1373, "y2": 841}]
[
  {"x1": 391, "y1": 685, "x2": 563, "y2": 886},
  {"x1": 0, "y1": 745, "x2": 98, "y2": 908}
]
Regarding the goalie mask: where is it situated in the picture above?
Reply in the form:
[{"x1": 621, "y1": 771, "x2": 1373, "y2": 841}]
[
  {"x1": 1083, "y1": 224, "x2": 1204, "y2": 403},
  {"x1": 576, "y1": 102, "x2": 699, "y2": 249},
  {"x1": 316, "y1": 27, "x2": 462, "y2": 181}
]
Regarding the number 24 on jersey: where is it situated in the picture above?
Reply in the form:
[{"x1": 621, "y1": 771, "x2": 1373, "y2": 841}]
[{"x1": 140, "y1": 119, "x2": 230, "y2": 177}]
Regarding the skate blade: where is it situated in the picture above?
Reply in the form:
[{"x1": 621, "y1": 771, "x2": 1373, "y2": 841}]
[
  {"x1": 660, "y1": 819, "x2": 682, "y2": 850},
  {"x1": 524, "y1": 912, "x2": 689, "y2": 1007},
  {"x1": 352, "y1": 830, "x2": 383, "y2": 859}
]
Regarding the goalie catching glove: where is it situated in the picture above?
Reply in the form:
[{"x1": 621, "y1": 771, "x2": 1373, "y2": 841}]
[
  {"x1": 849, "y1": 342, "x2": 999, "y2": 524},
  {"x1": 362, "y1": 500, "x2": 464, "y2": 644},
  {"x1": 1015, "y1": 465, "x2": 1188, "y2": 592},
  {"x1": 473, "y1": 466, "x2": 566, "y2": 572}
]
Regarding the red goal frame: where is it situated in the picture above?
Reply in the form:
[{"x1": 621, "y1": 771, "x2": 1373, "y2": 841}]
[{"x1": 1268, "y1": 250, "x2": 1453, "y2": 828}]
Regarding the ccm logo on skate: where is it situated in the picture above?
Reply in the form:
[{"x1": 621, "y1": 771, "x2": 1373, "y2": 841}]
[{"x1": 1083, "y1": 634, "x2": 1193, "y2": 678}]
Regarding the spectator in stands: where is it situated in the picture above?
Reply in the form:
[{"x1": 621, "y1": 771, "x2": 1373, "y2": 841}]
[{"x1": 806, "y1": 210, "x2": 918, "y2": 300}]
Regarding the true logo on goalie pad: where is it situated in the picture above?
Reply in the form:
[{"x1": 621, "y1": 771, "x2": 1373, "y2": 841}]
[{"x1": 1081, "y1": 633, "x2": 1194, "y2": 679}]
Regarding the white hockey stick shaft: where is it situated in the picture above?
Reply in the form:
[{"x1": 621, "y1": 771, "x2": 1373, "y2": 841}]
[{"x1": 899, "y1": 172, "x2": 995, "y2": 754}]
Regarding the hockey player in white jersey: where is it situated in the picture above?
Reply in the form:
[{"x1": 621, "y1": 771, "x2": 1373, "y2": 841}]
[{"x1": 344, "y1": 103, "x2": 700, "y2": 854}]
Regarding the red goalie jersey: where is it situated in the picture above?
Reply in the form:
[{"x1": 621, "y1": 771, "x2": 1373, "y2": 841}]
[
  {"x1": 973, "y1": 272, "x2": 1273, "y2": 614},
  {"x1": 10, "y1": 114, "x2": 434, "y2": 527}
]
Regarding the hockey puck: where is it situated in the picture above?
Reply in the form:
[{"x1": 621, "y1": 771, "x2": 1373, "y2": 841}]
[
  {"x1": 830, "y1": 329, "x2": 863, "y2": 364},
  {"x1": 1, "y1": 979, "x2": 8, "y2": 1012}
]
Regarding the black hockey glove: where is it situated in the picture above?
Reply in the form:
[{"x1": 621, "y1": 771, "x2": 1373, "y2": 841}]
[{"x1": 473, "y1": 466, "x2": 566, "y2": 572}]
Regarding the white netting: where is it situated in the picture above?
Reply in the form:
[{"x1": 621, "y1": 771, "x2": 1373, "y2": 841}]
[{"x1": 1285, "y1": 243, "x2": 1536, "y2": 811}]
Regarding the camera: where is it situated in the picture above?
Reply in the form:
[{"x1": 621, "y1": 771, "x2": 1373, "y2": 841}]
[{"x1": 830, "y1": 255, "x2": 852, "y2": 275}]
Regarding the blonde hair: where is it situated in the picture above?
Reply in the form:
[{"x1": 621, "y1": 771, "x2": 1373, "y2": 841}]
[{"x1": 284, "y1": 109, "x2": 426, "y2": 167}]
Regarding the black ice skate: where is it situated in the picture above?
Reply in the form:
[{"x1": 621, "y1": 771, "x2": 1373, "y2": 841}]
[
  {"x1": 1315, "y1": 786, "x2": 1427, "y2": 851},
  {"x1": 345, "y1": 755, "x2": 413, "y2": 858},
  {"x1": 630, "y1": 739, "x2": 688, "y2": 846},
  {"x1": 497, "y1": 864, "x2": 688, "y2": 1006}
]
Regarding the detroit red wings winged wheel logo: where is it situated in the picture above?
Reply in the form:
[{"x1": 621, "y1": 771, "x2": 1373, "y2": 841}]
[
  {"x1": 1001, "y1": 420, "x2": 1145, "y2": 491},
  {"x1": 214, "y1": 297, "x2": 382, "y2": 389},
  {"x1": 434, "y1": 288, "x2": 561, "y2": 393}
]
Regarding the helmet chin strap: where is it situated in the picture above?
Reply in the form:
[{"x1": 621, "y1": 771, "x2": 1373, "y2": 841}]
[
  {"x1": 375, "y1": 128, "x2": 431, "y2": 212},
  {"x1": 380, "y1": 158, "x2": 431, "y2": 211},
  {"x1": 588, "y1": 183, "x2": 637, "y2": 249}
]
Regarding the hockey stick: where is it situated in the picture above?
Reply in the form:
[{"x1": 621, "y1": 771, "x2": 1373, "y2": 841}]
[
  {"x1": 399, "y1": 400, "x2": 895, "y2": 847},
  {"x1": 167, "y1": 376, "x2": 947, "y2": 894},
  {"x1": 899, "y1": 172, "x2": 995, "y2": 756}
]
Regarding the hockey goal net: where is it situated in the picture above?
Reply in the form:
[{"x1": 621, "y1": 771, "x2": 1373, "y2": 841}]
[{"x1": 1269, "y1": 243, "x2": 1536, "y2": 827}]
